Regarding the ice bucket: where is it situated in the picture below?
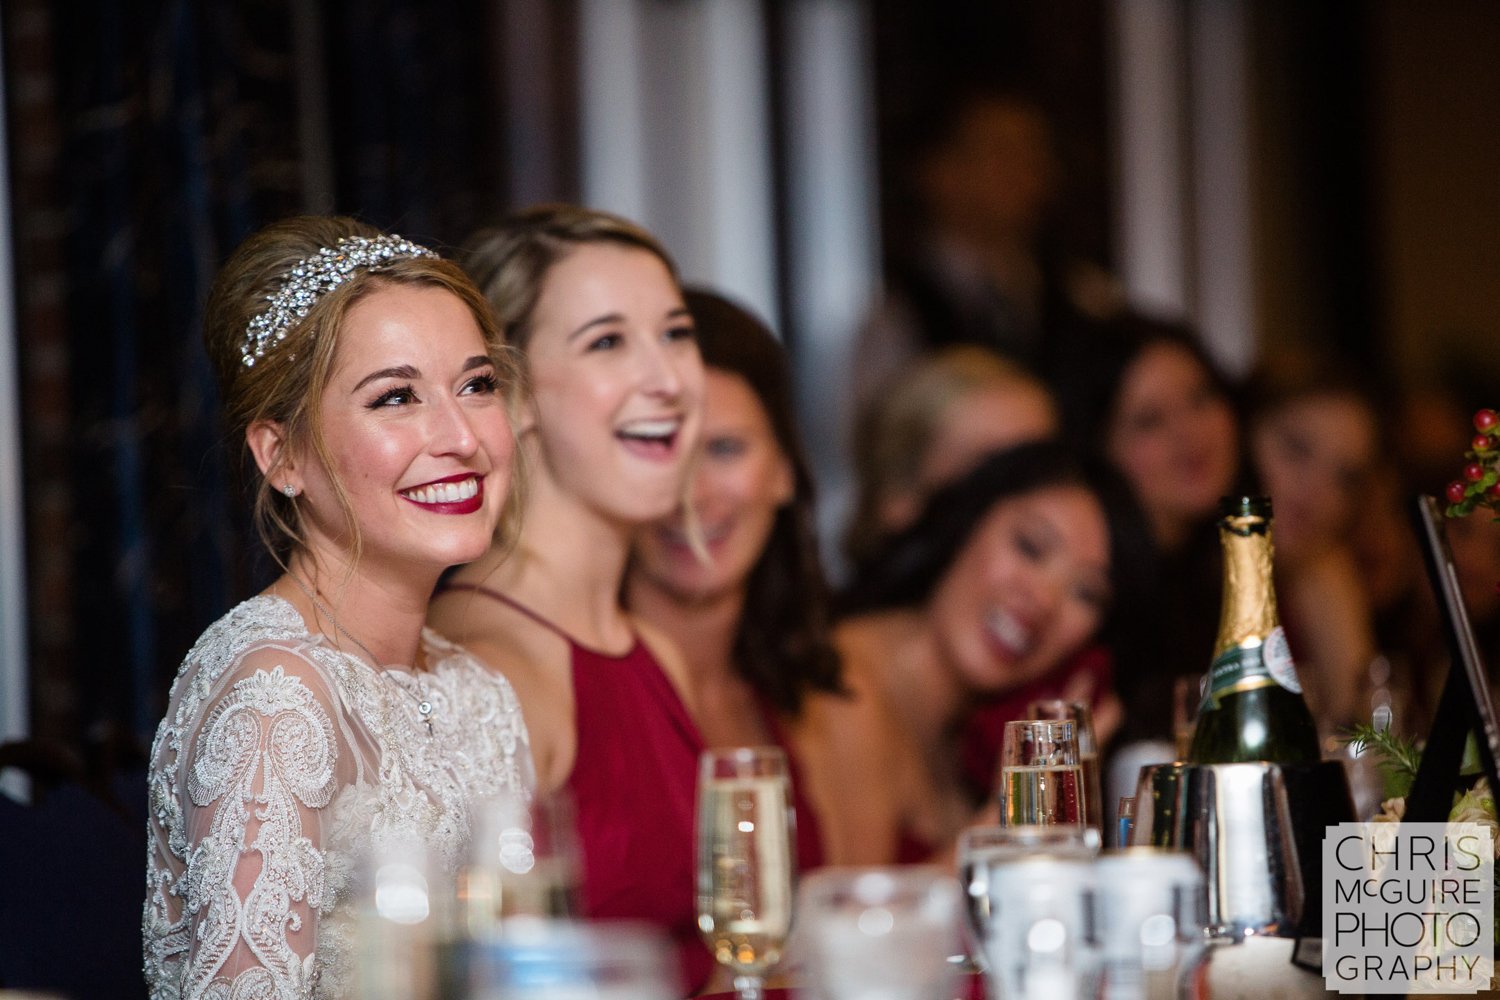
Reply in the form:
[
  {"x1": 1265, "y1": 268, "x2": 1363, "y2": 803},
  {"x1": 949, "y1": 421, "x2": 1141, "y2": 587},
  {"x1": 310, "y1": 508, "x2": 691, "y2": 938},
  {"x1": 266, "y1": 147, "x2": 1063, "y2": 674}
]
[{"x1": 1130, "y1": 760, "x2": 1354, "y2": 943}]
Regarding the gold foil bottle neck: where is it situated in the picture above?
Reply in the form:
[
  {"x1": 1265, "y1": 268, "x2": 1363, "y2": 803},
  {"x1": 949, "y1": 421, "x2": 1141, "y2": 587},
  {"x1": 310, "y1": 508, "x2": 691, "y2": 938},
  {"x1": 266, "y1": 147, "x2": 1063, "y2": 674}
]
[{"x1": 1214, "y1": 513, "x2": 1279, "y2": 658}]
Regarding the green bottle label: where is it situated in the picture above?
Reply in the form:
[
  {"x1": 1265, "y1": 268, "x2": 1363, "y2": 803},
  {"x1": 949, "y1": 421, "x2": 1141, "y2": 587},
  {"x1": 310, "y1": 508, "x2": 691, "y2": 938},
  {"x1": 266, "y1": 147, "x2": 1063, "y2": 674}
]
[{"x1": 1199, "y1": 626, "x2": 1301, "y2": 710}]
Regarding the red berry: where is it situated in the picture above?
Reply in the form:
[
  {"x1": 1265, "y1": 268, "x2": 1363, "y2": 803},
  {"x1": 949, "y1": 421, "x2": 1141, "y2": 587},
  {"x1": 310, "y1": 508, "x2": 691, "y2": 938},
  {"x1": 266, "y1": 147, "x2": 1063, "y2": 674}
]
[
  {"x1": 1477, "y1": 409, "x2": 1499, "y2": 432},
  {"x1": 1489, "y1": 483, "x2": 1500, "y2": 500},
  {"x1": 1476, "y1": 435, "x2": 1494, "y2": 452},
  {"x1": 1448, "y1": 481, "x2": 1470, "y2": 503},
  {"x1": 1466, "y1": 462, "x2": 1486, "y2": 482}
]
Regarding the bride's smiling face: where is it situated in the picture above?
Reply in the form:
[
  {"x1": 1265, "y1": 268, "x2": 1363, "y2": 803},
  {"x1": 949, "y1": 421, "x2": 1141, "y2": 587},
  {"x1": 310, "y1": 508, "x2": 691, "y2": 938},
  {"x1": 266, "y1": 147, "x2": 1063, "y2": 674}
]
[
  {"x1": 291, "y1": 282, "x2": 514, "y2": 576},
  {"x1": 521, "y1": 243, "x2": 705, "y2": 524}
]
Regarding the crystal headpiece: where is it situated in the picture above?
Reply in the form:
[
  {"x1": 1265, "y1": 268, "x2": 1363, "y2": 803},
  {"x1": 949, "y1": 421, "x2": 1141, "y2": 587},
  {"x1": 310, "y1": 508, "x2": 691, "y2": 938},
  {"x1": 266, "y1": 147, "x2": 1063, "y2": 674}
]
[{"x1": 241, "y1": 234, "x2": 439, "y2": 367}]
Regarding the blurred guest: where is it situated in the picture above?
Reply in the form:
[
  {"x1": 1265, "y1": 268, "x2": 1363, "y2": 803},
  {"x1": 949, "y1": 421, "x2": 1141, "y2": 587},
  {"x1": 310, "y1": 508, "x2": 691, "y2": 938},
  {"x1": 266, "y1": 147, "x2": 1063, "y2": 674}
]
[
  {"x1": 854, "y1": 85, "x2": 1121, "y2": 407},
  {"x1": 145, "y1": 217, "x2": 534, "y2": 996},
  {"x1": 1057, "y1": 313, "x2": 1242, "y2": 743},
  {"x1": 842, "y1": 346, "x2": 1118, "y2": 824},
  {"x1": 1352, "y1": 459, "x2": 1445, "y2": 738},
  {"x1": 1448, "y1": 504, "x2": 1500, "y2": 681},
  {"x1": 1245, "y1": 357, "x2": 1381, "y2": 747},
  {"x1": 803, "y1": 441, "x2": 1153, "y2": 861},
  {"x1": 429, "y1": 205, "x2": 714, "y2": 991},
  {"x1": 627, "y1": 289, "x2": 842, "y2": 870},
  {"x1": 1394, "y1": 379, "x2": 1477, "y2": 497},
  {"x1": 844, "y1": 345, "x2": 1058, "y2": 574}
]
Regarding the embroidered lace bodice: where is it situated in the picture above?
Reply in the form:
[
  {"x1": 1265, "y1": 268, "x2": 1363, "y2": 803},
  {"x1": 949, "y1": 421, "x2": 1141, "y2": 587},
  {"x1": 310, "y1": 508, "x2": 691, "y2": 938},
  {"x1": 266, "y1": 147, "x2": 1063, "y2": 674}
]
[{"x1": 143, "y1": 595, "x2": 533, "y2": 1000}]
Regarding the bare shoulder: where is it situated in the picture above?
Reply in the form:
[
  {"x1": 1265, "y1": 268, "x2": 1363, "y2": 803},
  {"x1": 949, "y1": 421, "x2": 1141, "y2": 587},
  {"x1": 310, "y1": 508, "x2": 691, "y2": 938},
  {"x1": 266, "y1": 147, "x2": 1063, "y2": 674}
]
[
  {"x1": 429, "y1": 587, "x2": 576, "y2": 793},
  {"x1": 631, "y1": 614, "x2": 699, "y2": 717},
  {"x1": 786, "y1": 616, "x2": 915, "y2": 864},
  {"x1": 827, "y1": 612, "x2": 906, "y2": 706}
]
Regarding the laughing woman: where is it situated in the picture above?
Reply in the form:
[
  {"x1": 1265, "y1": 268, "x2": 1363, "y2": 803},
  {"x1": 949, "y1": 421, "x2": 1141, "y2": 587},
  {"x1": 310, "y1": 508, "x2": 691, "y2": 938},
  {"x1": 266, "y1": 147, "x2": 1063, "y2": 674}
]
[
  {"x1": 428, "y1": 205, "x2": 711, "y2": 991},
  {"x1": 144, "y1": 217, "x2": 533, "y2": 999},
  {"x1": 820, "y1": 441, "x2": 1153, "y2": 859},
  {"x1": 626, "y1": 289, "x2": 842, "y2": 870}
]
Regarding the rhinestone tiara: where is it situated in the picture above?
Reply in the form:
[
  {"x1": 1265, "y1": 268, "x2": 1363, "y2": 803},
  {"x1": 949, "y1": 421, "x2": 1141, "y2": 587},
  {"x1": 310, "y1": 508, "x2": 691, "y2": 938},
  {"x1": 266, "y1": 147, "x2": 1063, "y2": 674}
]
[{"x1": 241, "y1": 234, "x2": 439, "y2": 368}]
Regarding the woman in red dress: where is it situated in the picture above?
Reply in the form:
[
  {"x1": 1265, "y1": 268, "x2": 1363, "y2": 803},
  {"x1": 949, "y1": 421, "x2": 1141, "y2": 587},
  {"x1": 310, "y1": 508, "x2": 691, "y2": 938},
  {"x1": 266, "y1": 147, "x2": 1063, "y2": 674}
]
[
  {"x1": 627, "y1": 289, "x2": 840, "y2": 872},
  {"x1": 428, "y1": 204, "x2": 713, "y2": 992}
]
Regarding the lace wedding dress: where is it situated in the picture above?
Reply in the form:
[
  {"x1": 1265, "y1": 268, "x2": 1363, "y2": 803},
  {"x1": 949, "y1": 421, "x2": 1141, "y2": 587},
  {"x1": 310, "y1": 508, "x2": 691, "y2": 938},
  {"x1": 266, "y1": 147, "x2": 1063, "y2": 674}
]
[{"x1": 143, "y1": 595, "x2": 534, "y2": 999}]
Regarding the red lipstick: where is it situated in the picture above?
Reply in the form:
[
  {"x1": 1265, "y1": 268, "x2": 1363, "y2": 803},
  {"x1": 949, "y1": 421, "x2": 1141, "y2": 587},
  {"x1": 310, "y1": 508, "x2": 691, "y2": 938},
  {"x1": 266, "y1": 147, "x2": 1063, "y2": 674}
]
[{"x1": 398, "y1": 473, "x2": 484, "y2": 515}]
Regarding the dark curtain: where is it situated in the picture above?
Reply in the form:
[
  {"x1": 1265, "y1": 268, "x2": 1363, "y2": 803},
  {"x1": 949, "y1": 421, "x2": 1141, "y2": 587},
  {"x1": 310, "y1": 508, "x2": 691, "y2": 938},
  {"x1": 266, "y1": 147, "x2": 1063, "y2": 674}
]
[{"x1": 4, "y1": 0, "x2": 558, "y2": 755}]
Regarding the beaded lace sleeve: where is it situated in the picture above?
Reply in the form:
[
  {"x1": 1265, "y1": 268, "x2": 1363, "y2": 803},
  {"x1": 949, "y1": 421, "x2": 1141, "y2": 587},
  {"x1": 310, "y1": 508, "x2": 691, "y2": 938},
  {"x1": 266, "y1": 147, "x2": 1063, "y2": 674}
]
[{"x1": 152, "y1": 643, "x2": 344, "y2": 999}]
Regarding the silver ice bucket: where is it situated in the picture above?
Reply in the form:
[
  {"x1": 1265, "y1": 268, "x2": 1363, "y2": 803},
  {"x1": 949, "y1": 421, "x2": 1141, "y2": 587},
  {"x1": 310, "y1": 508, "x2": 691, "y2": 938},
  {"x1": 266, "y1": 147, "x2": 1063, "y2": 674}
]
[{"x1": 1130, "y1": 760, "x2": 1354, "y2": 943}]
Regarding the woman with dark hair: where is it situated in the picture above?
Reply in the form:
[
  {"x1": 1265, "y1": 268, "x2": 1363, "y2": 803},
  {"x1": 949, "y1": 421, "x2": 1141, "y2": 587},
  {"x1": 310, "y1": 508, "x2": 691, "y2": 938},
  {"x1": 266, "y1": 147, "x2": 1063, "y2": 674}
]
[
  {"x1": 627, "y1": 288, "x2": 841, "y2": 868},
  {"x1": 1245, "y1": 353, "x2": 1382, "y2": 747},
  {"x1": 1053, "y1": 311, "x2": 1243, "y2": 744},
  {"x1": 811, "y1": 440, "x2": 1155, "y2": 860}
]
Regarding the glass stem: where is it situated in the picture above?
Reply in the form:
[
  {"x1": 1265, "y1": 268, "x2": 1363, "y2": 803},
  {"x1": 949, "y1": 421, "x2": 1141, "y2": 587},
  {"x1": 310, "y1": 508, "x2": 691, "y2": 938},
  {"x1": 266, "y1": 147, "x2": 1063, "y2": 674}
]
[{"x1": 733, "y1": 974, "x2": 765, "y2": 1000}]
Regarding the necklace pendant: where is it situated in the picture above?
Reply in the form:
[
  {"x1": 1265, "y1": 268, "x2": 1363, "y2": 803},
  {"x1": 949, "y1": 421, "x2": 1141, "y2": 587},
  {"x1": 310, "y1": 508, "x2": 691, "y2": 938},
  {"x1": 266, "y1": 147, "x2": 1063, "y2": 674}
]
[{"x1": 418, "y1": 700, "x2": 434, "y2": 737}]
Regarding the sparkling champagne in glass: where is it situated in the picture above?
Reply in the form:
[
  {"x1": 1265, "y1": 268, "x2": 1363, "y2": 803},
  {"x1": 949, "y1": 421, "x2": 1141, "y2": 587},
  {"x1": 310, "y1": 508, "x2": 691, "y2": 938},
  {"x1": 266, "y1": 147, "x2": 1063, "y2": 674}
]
[
  {"x1": 999, "y1": 719, "x2": 1085, "y2": 826},
  {"x1": 695, "y1": 746, "x2": 795, "y2": 1000},
  {"x1": 1026, "y1": 699, "x2": 1103, "y2": 833}
]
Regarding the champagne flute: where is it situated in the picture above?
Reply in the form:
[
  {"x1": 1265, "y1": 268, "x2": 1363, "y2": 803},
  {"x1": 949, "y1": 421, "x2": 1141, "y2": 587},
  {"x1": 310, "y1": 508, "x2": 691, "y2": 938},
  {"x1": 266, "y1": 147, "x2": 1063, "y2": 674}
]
[
  {"x1": 1027, "y1": 698, "x2": 1103, "y2": 834},
  {"x1": 999, "y1": 719, "x2": 1085, "y2": 826},
  {"x1": 695, "y1": 746, "x2": 796, "y2": 1000}
]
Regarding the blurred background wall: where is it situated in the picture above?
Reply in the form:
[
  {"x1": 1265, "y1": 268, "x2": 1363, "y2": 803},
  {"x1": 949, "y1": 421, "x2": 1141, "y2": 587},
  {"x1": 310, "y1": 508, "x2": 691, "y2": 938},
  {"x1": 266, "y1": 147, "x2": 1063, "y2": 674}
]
[{"x1": 1, "y1": 0, "x2": 1497, "y2": 760}]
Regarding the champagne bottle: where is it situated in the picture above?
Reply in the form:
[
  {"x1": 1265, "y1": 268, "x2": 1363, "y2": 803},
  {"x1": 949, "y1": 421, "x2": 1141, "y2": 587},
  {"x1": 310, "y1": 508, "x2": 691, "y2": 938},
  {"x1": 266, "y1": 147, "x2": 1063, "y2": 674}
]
[{"x1": 1186, "y1": 496, "x2": 1319, "y2": 764}]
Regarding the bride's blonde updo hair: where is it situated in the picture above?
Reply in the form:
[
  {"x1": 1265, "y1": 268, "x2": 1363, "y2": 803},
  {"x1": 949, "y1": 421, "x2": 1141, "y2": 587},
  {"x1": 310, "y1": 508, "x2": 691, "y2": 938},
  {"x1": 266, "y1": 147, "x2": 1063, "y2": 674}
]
[{"x1": 203, "y1": 215, "x2": 525, "y2": 564}]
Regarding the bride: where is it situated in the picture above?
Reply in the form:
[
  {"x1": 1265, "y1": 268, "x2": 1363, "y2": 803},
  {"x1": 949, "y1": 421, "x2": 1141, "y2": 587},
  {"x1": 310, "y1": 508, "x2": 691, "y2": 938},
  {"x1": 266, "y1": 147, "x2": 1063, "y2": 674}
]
[{"x1": 143, "y1": 217, "x2": 533, "y2": 998}]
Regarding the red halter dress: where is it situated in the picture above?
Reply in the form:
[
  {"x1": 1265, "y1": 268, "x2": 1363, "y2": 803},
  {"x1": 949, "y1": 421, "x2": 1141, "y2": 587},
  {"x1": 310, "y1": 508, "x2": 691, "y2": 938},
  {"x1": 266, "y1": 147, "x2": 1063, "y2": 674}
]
[{"x1": 440, "y1": 584, "x2": 714, "y2": 994}]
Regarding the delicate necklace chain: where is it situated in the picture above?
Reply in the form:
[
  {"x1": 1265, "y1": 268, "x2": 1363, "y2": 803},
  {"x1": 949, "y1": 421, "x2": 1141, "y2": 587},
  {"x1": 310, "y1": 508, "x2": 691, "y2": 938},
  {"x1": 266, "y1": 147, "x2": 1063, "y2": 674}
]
[{"x1": 286, "y1": 573, "x2": 435, "y2": 737}]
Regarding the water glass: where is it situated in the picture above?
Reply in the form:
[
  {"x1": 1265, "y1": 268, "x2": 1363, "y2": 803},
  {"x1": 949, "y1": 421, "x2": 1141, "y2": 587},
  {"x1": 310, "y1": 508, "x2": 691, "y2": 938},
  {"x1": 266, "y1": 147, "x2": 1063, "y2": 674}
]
[
  {"x1": 695, "y1": 746, "x2": 796, "y2": 1000},
  {"x1": 1092, "y1": 848, "x2": 1206, "y2": 1000},
  {"x1": 1027, "y1": 699, "x2": 1103, "y2": 832},
  {"x1": 797, "y1": 866, "x2": 962, "y2": 1000},
  {"x1": 465, "y1": 919, "x2": 681, "y2": 1000},
  {"x1": 351, "y1": 836, "x2": 457, "y2": 1000},
  {"x1": 999, "y1": 719, "x2": 1084, "y2": 826},
  {"x1": 462, "y1": 788, "x2": 580, "y2": 935},
  {"x1": 980, "y1": 855, "x2": 1098, "y2": 1000},
  {"x1": 958, "y1": 824, "x2": 1101, "y2": 973}
]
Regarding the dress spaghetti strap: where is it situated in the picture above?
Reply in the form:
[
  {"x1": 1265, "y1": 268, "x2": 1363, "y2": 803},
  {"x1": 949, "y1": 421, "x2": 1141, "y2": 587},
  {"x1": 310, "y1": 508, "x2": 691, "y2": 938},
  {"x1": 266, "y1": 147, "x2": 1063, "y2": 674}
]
[
  {"x1": 436, "y1": 582, "x2": 574, "y2": 644},
  {"x1": 437, "y1": 584, "x2": 710, "y2": 989}
]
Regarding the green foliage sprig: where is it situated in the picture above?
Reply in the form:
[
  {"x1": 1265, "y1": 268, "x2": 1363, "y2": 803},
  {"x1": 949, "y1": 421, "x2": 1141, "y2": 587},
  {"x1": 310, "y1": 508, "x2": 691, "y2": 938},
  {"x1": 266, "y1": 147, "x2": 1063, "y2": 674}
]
[{"x1": 1343, "y1": 722, "x2": 1424, "y2": 800}]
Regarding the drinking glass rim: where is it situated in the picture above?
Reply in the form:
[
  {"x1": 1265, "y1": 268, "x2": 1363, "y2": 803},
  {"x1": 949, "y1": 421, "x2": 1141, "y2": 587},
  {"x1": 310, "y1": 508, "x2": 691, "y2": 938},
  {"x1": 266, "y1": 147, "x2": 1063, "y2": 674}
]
[
  {"x1": 697, "y1": 744, "x2": 789, "y2": 779},
  {"x1": 959, "y1": 823, "x2": 1100, "y2": 849}
]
